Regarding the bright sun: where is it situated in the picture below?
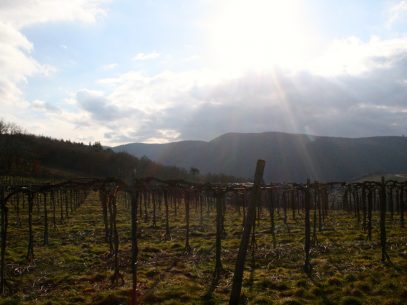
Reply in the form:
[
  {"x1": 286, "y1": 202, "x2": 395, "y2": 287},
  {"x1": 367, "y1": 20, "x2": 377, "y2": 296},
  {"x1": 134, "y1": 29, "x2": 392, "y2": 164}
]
[{"x1": 207, "y1": 0, "x2": 315, "y2": 74}]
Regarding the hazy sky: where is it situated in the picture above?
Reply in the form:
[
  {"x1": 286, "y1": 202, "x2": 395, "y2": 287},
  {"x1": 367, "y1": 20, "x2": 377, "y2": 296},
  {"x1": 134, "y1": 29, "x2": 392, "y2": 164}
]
[{"x1": 2, "y1": 0, "x2": 407, "y2": 145}]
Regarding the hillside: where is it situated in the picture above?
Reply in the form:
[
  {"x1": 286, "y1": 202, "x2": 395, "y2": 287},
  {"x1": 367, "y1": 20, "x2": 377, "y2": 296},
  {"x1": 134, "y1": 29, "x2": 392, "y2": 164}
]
[
  {"x1": 0, "y1": 133, "x2": 194, "y2": 180},
  {"x1": 114, "y1": 132, "x2": 407, "y2": 182}
]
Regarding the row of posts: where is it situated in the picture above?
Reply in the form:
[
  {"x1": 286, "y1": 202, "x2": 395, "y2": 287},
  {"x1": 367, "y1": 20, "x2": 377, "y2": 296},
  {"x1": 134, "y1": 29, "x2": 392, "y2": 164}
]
[{"x1": 1, "y1": 169, "x2": 405, "y2": 304}]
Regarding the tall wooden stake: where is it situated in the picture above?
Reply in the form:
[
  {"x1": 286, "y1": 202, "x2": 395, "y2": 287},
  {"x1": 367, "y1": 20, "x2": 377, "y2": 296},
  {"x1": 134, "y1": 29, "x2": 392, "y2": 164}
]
[
  {"x1": 229, "y1": 160, "x2": 265, "y2": 305},
  {"x1": 380, "y1": 177, "x2": 390, "y2": 263},
  {"x1": 304, "y1": 179, "x2": 312, "y2": 273},
  {"x1": 130, "y1": 188, "x2": 139, "y2": 305},
  {"x1": 213, "y1": 192, "x2": 224, "y2": 283},
  {"x1": 0, "y1": 187, "x2": 6, "y2": 295}
]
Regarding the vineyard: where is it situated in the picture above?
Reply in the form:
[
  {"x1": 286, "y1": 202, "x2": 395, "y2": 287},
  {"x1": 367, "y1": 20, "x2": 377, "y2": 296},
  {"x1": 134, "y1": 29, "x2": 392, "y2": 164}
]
[{"x1": 0, "y1": 160, "x2": 406, "y2": 305}]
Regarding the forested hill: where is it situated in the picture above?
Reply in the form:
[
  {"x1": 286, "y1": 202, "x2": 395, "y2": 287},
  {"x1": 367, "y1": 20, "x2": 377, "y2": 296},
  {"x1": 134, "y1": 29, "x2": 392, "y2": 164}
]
[
  {"x1": 114, "y1": 132, "x2": 407, "y2": 182},
  {"x1": 0, "y1": 133, "x2": 196, "y2": 180}
]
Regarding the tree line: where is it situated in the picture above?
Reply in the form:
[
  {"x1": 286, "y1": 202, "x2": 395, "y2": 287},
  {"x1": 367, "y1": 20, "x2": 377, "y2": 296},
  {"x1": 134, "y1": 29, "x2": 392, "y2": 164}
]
[{"x1": 0, "y1": 119, "x2": 240, "y2": 183}]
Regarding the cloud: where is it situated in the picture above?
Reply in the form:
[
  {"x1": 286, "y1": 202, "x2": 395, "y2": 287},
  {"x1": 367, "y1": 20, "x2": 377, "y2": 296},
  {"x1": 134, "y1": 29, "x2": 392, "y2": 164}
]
[
  {"x1": 309, "y1": 35, "x2": 407, "y2": 76},
  {"x1": 2, "y1": 0, "x2": 407, "y2": 147},
  {"x1": 104, "y1": 128, "x2": 180, "y2": 144},
  {"x1": 0, "y1": 22, "x2": 44, "y2": 107},
  {"x1": 0, "y1": 0, "x2": 110, "y2": 29},
  {"x1": 18, "y1": 29, "x2": 406, "y2": 146},
  {"x1": 79, "y1": 34, "x2": 407, "y2": 145},
  {"x1": 76, "y1": 90, "x2": 128, "y2": 121},
  {"x1": 0, "y1": 1, "x2": 109, "y2": 103},
  {"x1": 132, "y1": 51, "x2": 160, "y2": 61},
  {"x1": 0, "y1": 0, "x2": 110, "y2": 136},
  {"x1": 31, "y1": 99, "x2": 60, "y2": 113},
  {"x1": 388, "y1": 0, "x2": 407, "y2": 25},
  {"x1": 101, "y1": 63, "x2": 117, "y2": 70}
]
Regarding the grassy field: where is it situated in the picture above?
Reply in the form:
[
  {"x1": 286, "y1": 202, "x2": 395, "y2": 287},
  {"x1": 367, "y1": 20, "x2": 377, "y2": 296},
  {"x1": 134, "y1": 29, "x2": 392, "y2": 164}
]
[{"x1": 1, "y1": 192, "x2": 406, "y2": 305}]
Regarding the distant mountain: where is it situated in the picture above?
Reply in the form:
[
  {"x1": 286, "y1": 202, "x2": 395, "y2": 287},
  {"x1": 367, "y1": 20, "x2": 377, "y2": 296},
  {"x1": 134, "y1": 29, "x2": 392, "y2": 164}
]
[{"x1": 113, "y1": 132, "x2": 407, "y2": 182}]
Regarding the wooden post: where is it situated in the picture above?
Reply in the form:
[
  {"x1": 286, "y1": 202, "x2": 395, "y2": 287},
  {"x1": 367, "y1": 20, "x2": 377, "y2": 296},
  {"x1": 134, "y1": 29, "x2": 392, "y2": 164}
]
[
  {"x1": 27, "y1": 192, "x2": 34, "y2": 261},
  {"x1": 110, "y1": 190, "x2": 123, "y2": 286},
  {"x1": 144, "y1": 192, "x2": 149, "y2": 222},
  {"x1": 0, "y1": 187, "x2": 7, "y2": 294},
  {"x1": 345, "y1": 187, "x2": 349, "y2": 210},
  {"x1": 59, "y1": 190, "x2": 64, "y2": 223},
  {"x1": 164, "y1": 190, "x2": 171, "y2": 239},
  {"x1": 152, "y1": 192, "x2": 157, "y2": 228},
  {"x1": 312, "y1": 182, "x2": 318, "y2": 245},
  {"x1": 304, "y1": 179, "x2": 312, "y2": 273},
  {"x1": 199, "y1": 193, "x2": 204, "y2": 227},
  {"x1": 355, "y1": 188, "x2": 360, "y2": 227},
  {"x1": 283, "y1": 191, "x2": 287, "y2": 225},
  {"x1": 107, "y1": 192, "x2": 114, "y2": 255},
  {"x1": 367, "y1": 188, "x2": 372, "y2": 241},
  {"x1": 185, "y1": 191, "x2": 191, "y2": 253},
  {"x1": 64, "y1": 191, "x2": 69, "y2": 220},
  {"x1": 213, "y1": 192, "x2": 223, "y2": 283},
  {"x1": 139, "y1": 192, "x2": 143, "y2": 218},
  {"x1": 318, "y1": 188, "x2": 322, "y2": 232},
  {"x1": 401, "y1": 187, "x2": 405, "y2": 228},
  {"x1": 15, "y1": 193, "x2": 21, "y2": 227},
  {"x1": 51, "y1": 191, "x2": 56, "y2": 229},
  {"x1": 362, "y1": 186, "x2": 367, "y2": 231},
  {"x1": 229, "y1": 160, "x2": 265, "y2": 305},
  {"x1": 130, "y1": 188, "x2": 139, "y2": 305},
  {"x1": 380, "y1": 177, "x2": 390, "y2": 263},
  {"x1": 389, "y1": 187, "x2": 394, "y2": 221},
  {"x1": 242, "y1": 193, "x2": 246, "y2": 226},
  {"x1": 268, "y1": 189, "x2": 276, "y2": 249},
  {"x1": 43, "y1": 193, "x2": 49, "y2": 245},
  {"x1": 100, "y1": 190, "x2": 109, "y2": 243}
]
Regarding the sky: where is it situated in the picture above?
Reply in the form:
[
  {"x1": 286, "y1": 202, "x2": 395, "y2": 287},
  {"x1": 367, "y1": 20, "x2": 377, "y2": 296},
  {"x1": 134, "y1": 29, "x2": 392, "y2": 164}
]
[{"x1": 1, "y1": 0, "x2": 407, "y2": 145}]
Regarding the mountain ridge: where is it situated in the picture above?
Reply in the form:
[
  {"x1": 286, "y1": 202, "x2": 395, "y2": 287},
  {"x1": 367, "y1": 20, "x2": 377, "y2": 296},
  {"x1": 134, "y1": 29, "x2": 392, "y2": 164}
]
[{"x1": 113, "y1": 131, "x2": 407, "y2": 182}]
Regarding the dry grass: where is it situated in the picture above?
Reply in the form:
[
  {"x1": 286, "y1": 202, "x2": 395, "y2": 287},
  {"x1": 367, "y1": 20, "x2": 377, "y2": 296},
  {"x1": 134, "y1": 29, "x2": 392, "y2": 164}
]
[{"x1": 1, "y1": 192, "x2": 406, "y2": 304}]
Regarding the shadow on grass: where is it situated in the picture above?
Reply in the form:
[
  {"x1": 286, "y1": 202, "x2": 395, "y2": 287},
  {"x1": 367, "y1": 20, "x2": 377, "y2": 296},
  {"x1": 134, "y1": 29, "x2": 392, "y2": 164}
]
[{"x1": 202, "y1": 266, "x2": 228, "y2": 305}]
